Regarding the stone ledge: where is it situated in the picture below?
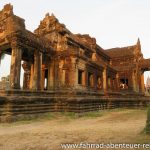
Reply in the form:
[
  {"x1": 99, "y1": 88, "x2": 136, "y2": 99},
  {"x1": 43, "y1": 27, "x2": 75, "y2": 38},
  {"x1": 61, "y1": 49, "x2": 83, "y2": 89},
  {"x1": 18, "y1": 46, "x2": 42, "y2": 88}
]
[{"x1": 0, "y1": 90, "x2": 150, "y2": 122}]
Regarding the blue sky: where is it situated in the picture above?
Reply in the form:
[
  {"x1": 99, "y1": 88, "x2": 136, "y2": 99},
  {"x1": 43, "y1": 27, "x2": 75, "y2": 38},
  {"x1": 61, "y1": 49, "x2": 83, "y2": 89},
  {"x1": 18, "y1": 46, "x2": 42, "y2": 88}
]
[{"x1": 0, "y1": 0, "x2": 150, "y2": 85}]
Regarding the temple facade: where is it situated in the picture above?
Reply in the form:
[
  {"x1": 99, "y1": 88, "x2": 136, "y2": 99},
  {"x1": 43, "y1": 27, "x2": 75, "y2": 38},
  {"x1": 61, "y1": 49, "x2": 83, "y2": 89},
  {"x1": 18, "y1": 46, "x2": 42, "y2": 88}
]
[
  {"x1": 1, "y1": 4, "x2": 150, "y2": 121},
  {"x1": 0, "y1": 4, "x2": 150, "y2": 94}
]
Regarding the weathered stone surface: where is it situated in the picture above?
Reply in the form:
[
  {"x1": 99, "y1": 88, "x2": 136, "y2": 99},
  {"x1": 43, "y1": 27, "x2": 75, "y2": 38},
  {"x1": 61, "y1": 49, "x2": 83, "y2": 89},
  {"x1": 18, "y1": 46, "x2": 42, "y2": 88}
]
[
  {"x1": 105, "y1": 39, "x2": 148, "y2": 93},
  {"x1": 9, "y1": 45, "x2": 22, "y2": 89},
  {"x1": 0, "y1": 90, "x2": 149, "y2": 122},
  {"x1": 0, "y1": 4, "x2": 150, "y2": 121}
]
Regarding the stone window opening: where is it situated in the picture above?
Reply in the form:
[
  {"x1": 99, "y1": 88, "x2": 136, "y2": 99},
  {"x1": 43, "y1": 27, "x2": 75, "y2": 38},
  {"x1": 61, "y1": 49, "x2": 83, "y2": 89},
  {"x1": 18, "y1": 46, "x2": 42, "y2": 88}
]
[{"x1": 78, "y1": 69, "x2": 84, "y2": 85}]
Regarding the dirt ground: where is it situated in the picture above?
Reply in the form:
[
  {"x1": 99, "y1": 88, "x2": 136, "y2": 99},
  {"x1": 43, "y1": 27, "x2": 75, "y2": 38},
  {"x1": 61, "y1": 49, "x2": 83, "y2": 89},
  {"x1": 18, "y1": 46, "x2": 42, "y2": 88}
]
[{"x1": 0, "y1": 109, "x2": 150, "y2": 150}]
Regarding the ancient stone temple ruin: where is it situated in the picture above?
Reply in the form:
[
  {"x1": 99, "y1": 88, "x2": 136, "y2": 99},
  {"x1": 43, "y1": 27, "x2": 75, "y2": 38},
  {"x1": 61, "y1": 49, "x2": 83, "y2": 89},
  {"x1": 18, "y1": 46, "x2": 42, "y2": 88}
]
[{"x1": 0, "y1": 4, "x2": 150, "y2": 122}]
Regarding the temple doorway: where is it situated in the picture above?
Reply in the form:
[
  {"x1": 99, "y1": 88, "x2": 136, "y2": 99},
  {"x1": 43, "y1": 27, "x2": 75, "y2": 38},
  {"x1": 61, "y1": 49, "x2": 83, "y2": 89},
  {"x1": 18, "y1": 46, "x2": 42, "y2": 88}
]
[{"x1": 120, "y1": 78, "x2": 128, "y2": 89}]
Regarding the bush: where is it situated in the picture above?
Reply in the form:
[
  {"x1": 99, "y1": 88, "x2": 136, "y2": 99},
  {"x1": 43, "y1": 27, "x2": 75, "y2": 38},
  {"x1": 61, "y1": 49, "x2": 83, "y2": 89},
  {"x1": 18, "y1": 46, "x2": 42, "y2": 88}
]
[{"x1": 146, "y1": 107, "x2": 150, "y2": 134}]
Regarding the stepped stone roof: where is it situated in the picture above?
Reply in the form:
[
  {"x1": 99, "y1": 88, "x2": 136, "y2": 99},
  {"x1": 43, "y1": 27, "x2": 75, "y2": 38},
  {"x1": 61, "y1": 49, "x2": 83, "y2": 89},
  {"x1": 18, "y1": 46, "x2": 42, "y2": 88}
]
[{"x1": 105, "y1": 46, "x2": 136, "y2": 58}]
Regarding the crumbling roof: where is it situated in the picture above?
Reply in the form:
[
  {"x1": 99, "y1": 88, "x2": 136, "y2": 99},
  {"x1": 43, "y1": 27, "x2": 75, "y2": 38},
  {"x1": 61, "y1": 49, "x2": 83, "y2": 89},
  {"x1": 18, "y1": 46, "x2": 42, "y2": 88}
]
[
  {"x1": 74, "y1": 34, "x2": 110, "y2": 60},
  {"x1": 105, "y1": 45, "x2": 136, "y2": 58}
]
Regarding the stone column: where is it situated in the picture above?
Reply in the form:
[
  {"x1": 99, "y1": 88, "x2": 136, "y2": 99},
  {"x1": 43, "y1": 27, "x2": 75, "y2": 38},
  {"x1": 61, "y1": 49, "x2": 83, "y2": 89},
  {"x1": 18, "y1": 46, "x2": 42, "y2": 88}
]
[
  {"x1": 22, "y1": 62, "x2": 31, "y2": 90},
  {"x1": 135, "y1": 71, "x2": 140, "y2": 92},
  {"x1": 69, "y1": 57, "x2": 77, "y2": 88},
  {"x1": 58, "y1": 60, "x2": 64, "y2": 87},
  {"x1": 62, "y1": 69, "x2": 66, "y2": 86},
  {"x1": 41, "y1": 65, "x2": 45, "y2": 90},
  {"x1": 108, "y1": 77, "x2": 111, "y2": 89},
  {"x1": 103, "y1": 67, "x2": 107, "y2": 93},
  {"x1": 132, "y1": 71, "x2": 136, "y2": 92},
  {"x1": 47, "y1": 61, "x2": 55, "y2": 90},
  {"x1": 140, "y1": 72, "x2": 145, "y2": 93},
  {"x1": 82, "y1": 71, "x2": 86, "y2": 86},
  {"x1": 132, "y1": 70, "x2": 140, "y2": 92},
  {"x1": 10, "y1": 44, "x2": 22, "y2": 89},
  {"x1": 112, "y1": 79, "x2": 115, "y2": 90},
  {"x1": 29, "y1": 64, "x2": 34, "y2": 89},
  {"x1": 110, "y1": 78, "x2": 114, "y2": 90},
  {"x1": 32, "y1": 50, "x2": 42, "y2": 90},
  {"x1": 115, "y1": 73, "x2": 119, "y2": 90},
  {"x1": 94, "y1": 74, "x2": 97, "y2": 90}
]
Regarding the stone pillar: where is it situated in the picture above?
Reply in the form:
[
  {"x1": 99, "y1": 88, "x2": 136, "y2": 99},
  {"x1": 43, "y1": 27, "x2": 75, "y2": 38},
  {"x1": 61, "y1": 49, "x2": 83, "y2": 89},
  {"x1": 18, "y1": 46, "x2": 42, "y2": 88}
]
[
  {"x1": 82, "y1": 71, "x2": 86, "y2": 86},
  {"x1": 29, "y1": 64, "x2": 34, "y2": 89},
  {"x1": 136, "y1": 71, "x2": 140, "y2": 92},
  {"x1": 32, "y1": 50, "x2": 42, "y2": 90},
  {"x1": 59, "y1": 60, "x2": 64, "y2": 87},
  {"x1": 132, "y1": 70, "x2": 140, "y2": 92},
  {"x1": 140, "y1": 72, "x2": 145, "y2": 93},
  {"x1": 94, "y1": 74, "x2": 97, "y2": 90},
  {"x1": 10, "y1": 44, "x2": 22, "y2": 89},
  {"x1": 69, "y1": 57, "x2": 77, "y2": 88},
  {"x1": 136, "y1": 70, "x2": 141, "y2": 92},
  {"x1": 108, "y1": 77, "x2": 111, "y2": 89},
  {"x1": 112, "y1": 79, "x2": 115, "y2": 90},
  {"x1": 62, "y1": 69, "x2": 66, "y2": 86},
  {"x1": 22, "y1": 62, "x2": 31, "y2": 90},
  {"x1": 103, "y1": 67, "x2": 107, "y2": 93},
  {"x1": 97, "y1": 76, "x2": 102, "y2": 90},
  {"x1": 47, "y1": 61, "x2": 54, "y2": 90},
  {"x1": 41, "y1": 65, "x2": 45, "y2": 90},
  {"x1": 110, "y1": 78, "x2": 114, "y2": 90},
  {"x1": 115, "y1": 73, "x2": 119, "y2": 90},
  {"x1": 132, "y1": 71, "x2": 137, "y2": 92}
]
